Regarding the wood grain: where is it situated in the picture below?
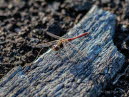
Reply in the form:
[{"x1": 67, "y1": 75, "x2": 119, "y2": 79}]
[{"x1": 0, "y1": 5, "x2": 125, "y2": 97}]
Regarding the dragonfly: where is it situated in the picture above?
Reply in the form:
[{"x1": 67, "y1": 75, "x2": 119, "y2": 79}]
[
  {"x1": 34, "y1": 31, "x2": 89, "y2": 51},
  {"x1": 33, "y1": 31, "x2": 89, "y2": 63}
]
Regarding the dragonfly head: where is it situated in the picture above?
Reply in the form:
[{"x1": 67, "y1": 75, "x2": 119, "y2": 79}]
[
  {"x1": 52, "y1": 43, "x2": 63, "y2": 51},
  {"x1": 52, "y1": 41, "x2": 63, "y2": 51},
  {"x1": 52, "y1": 39, "x2": 68, "y2": 51}
]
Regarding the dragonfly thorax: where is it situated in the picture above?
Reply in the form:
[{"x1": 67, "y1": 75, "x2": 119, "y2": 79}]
[
  {"x1": 52, "y1": 44, "x2": 63, "y2": 51},
  {"x1": 52, "y1": 39, "x2": 68, "y2": 51}
]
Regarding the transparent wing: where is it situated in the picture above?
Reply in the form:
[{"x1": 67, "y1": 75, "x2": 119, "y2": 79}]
[
  {"x1": 34, "y1": 40, "x2": 59, "y2": 48},
  {"x1": 33, "y1": 40, "x2": 59, "y2": 62},
  {"x1": 68, "y1": 41, "x2": 85, "y2": 58},
  {"x1": 63, "y1": 41, "x2": 85, "y2": 63},
  {"x1": 46, "y1": 31, "x2": 61, "y2": 40},
  {"x1": 63, "y1": 42, "x2": 77, "y2": 62}
]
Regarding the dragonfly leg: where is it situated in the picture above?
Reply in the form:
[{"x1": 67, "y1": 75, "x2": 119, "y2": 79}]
[{"x1": 34, "y1": 48, "x2": 44, "y2": 63}]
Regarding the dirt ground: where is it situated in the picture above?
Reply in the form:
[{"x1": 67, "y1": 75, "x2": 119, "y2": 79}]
[{"x1": 0, "y1": 0, "x2": 129, "y2": 97}]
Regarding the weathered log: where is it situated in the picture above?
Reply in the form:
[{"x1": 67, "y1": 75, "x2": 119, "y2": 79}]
[{"x1": 0, "y1": 6, "x2": 125, "y2": 97}]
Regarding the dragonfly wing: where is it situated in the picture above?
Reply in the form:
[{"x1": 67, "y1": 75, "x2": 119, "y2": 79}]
[
  {"x1": 46, "y1": 31, "x2": 61, "y2": 40},
  {"x1": 62, "y1": 42, "x2": 76, "y2": 62},
  {"x1": 64, "y1": 41, "x2": 85, "y2": 61},
  {"x1": 34, "y1": 40, "x2": 58, "y2": 48}
]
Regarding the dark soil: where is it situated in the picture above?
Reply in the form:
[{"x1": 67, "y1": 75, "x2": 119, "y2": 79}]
[
  {"x1": 0, "y1": 0, "x2": 129, "y2": 97},
  {"x1": 0, "y1": 0, "x2": 92, "y2": 77}
]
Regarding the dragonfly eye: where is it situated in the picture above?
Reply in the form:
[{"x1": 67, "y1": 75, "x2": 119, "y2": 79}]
[
  {"x1": 52, "y1": 45, "x2": 60, "y2": 51},
  {"x1": 52, "y1": 43, "x2": 64, "y2": 51}
]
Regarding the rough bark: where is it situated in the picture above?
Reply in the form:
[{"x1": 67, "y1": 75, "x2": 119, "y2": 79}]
[{"x1": 0, "y1": 6, "x2": 125, "y2": 97}]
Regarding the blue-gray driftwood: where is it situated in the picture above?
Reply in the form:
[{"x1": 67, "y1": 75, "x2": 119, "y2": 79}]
[{"x1": 0, "y1": 6, "x2": 125, "y2": 97}]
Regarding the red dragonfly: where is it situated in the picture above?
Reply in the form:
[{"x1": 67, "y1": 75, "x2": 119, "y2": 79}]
[
  {"x1": 35, "y1": 31, "x2": 89, "y2": 51},
  {"x1": 34, "y1": 31, "x2": 89, "y2": 63}
]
